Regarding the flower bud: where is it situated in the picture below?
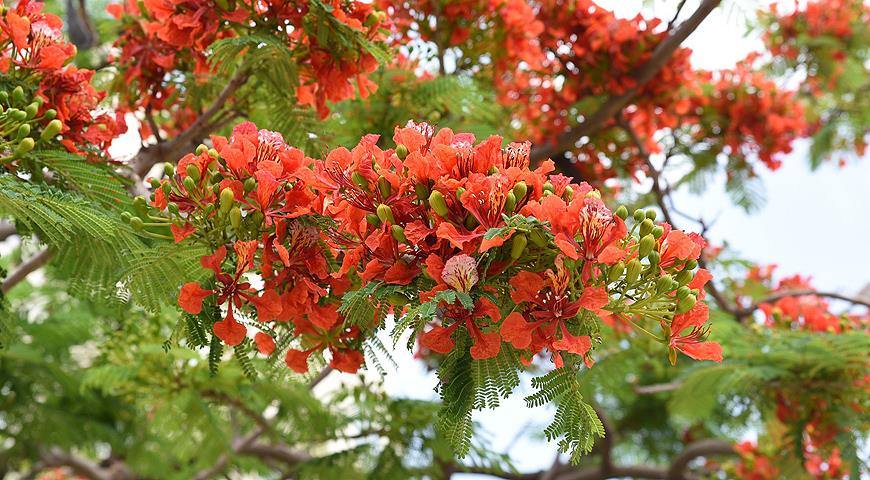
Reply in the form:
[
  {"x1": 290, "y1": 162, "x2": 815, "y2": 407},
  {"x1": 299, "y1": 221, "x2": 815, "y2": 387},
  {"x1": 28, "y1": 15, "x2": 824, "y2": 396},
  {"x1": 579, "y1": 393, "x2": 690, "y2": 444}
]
[
  {"x1": 656, "y1": 275, "x2": 676, "y2": 294},
  {"x1": 11, "y1": 86, "x2": 25, "y2": 106},
  {"x1": 120, "y1": 211, "x2": 133, "y2": 222},
  {"x1": 24, "y1": 102, "x2": 38, "y2": 119},
  {"x1": 648, "y1": 251, "x2": 661, "y2": 266},
  {"x1": 164, "y1": 163, "x2": 175, "y2": 177},
  {"x1": 365, "y1": 213, "x2": 381, "y2": 226},
  {"x1": 386, "y1": 293, "x2": 409, "y2": 306},
  {"x1": 645, "y1": 209, "x2": 657, "y2": 221},
  {"x1": 415, "y1": 182, "x2": 429, "y2": 201},
  {"x1": 0, "y1": 91, "x2": 7, "y2": 104},
  {"x1": 512, "y1": 181, "x2": 527, "y2": 201},
  {"x1": 676, "y1": 286, "x2": 691, "y2": 300},
  {"x1": 675, "y1": 269, "x2": 693, "y2": 286},
  {"x1": 351, "y1": 172, "x2": 369, "y2": 191},
  {"x1": 529, "y1": 229, "x2": 547, "y2": 247},
  {"x1": 625, "y1": 259, "x2": 641, "y2": 284},
  {"x1": 10, "y1": 108, "x2": 26, "y2": 121},
  {"x1": 377, "y1": 176, "x2": 391, "y2": 199},
  {"x1": 563, "y1": 185, "x2": 574, "y2": 200},
  {"x1": 186, "y1": 164, "x2": 201, "y2": 182},
  {"x1": 43, "y1": 109, "x2": 57, "y2": 120},
  {"x1": 244, "y1": 177, "x2": 256, "y2": 193},
  {"x1": 639, "y1": 218, "x2": 654, "y2": 237},
  {"x1": 376, "y1": 204, "x2": 395, "y2": 224},
  {"x1": 150, "y1": 178, "x2": 161, "y2": 189},
  {"x1": 14, "y1": 137, "x2": 34, "y2": 157},
  {"x1": 208, "y1": 148, "x2": 219, "y2": 159},
  {"x1": 504, "y1": 191, "x2": 517, "y2": 214},
  {"x1": 391, "y1": 225, "x2": 406, "y2": 243},
  {"x1": 203, "y1": 203, "x2": 215, "y2": 216},
  {"x1": 395, "y1": 144, "x2": 409, "y2": 160},
  {"x1": 614, "y1": 205, "x2": 628, "y2": 220},
  {"x1": 652, "y1": 225, "x2": 664, "y2": 239},
  {"x1": 40, "y1": 119, "x2": 62, "y2": 141},
  {"x1": 229, "y1": 207, "x2": 242, "y2": 230},
  {"x1": 488, "y1": 166, "x2": 499, "y2": 175},
  {"x1": 129, "y1": 217, "x2": 144, "y2": 231},
  {"x1": 195, "y1": 144, "x2": 208, "y2": 155},
  {"x1": 16, "y1": 124, "x2": 30, "y2": 140},
  {"x1": 510, "y1": 233, "x2": 528, "y2": 260},
  {"x1": 675, "y1": 294, "x2": 697, "y2": 314},
  {"x1": 585, "y1": 189, "x2": 601, "y2": 199},
  {"x1": 464, "y1": 214, "x2": 478, "y2": 229},
  {"x1": 456, "y1": 187, "x2": 466, "y2": 200},
  {"x1": 543, "y1": 181, "x2": 554, "y2": 194},
  {"x1": 183, "y1": 176, "x2": 196, "y2": 193},
  {"x1": 428, "y1": 191, "x2": 449, "y2": 218},
  {"x1": 219, "y1": 187, "x2": 234, "y2": 214},
  {"x1": 168, "y1": 203, "x2": 179, "y2": 214},
  {"x1": 609, "y1": 261, "x2": 625, "y2": 283},
  {"x1": 638, "y1": 234, "x2": 655, "y2": 258},
  {"x1": 633, "y1": 209, "x2": 645, "y2": 223},
  {"x1": 684, "y1": 260, "x2": 698, "y2": 271},
  {"x1": 668, "y1": 347, "x2": 678, "y2": 366}
]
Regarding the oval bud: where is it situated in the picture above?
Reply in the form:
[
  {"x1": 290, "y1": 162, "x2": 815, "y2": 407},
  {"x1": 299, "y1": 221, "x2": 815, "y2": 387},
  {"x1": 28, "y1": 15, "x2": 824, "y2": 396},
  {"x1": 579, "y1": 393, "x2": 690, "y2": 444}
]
[
  {"x1": 186, "y1": 164, "x2": 200, "y2": 182},
  {"x1": 656, "y1": 275, "x2": 675, "y2": 294},
  {"x1": 638, "y1": 234, "x2": 655, "y2": 258},
  {"x1": 229, "y1": 207, "x2": 242, "y2": 230},
  {"x1": 120, "y1": 211, "x2": 133, "y2": 222},
  {"x1": 456, "y1": 187, "x2": 466, "y2": 200},
  {"x1": 633, "y1": 209, "x2": 645, "y2": 223},
  {"x1": 529, "y1": 229, "x2": 548, "y2": 247},
  {"x1": 395, "y1": 144, "x2": 409, "y2": 160},
  {"x1": 376, "y1": 204, "x2": 395, "y2": 224},
  {"x1": 365, "y1": 213, "x2": 381, "y2": 227},
  {"x1": 195, "y1": 144, "x2": 208, "y2": 155},
  {"x1": 648, "y1": 251, "x2": 661, "y2": 266},
  {"x1": 14, "y1": 137, "x2": 34, "y2": 157},
  {"x1": 163, "y1": 163, "x2": 175, "y2": 177},
  {"x1": 652, "y1": 225, "x2": 665, "y2": 239},
  {"x1": 488, "y1": 166, "x2": 499, "y2": 175},
  {"x1": 543, "y1": 181, "x2": 554, "y2": 194},
  {"x1": 207, "y1": 148, "x2": 219, "y2": 159},
  {"x1": 415, "y1": 182, "x2": 429, "y2": 201},
  {"x1": 675, "y1": 269, "x2": 693, "y2": 286},
  {"x1": 244, "y1": 177, "x2": 256, "y2": 193},
  {"x1": 585, "y1": 189, "x2": 601, "y2": 199},
  {"x1": 183, "y1": 176, "x2": 196, "y2": 193},
  {"x1": 428, "y1": 191, "x2": 449, "y2": 218},
  {"x1": 645, "y1": 209, "x2": 657, "y2": 221},
  {"x1": 675, "y1": 294, "x2": 697, "y2": 314},
  {"x1": 43, "y1": 109, "x2": 57, "y2": 120},
  {"x1": 11, "y1": 86, "x2": 25, "y2": 106},
  {"x1": 510, "y1": 233, "x2": 528, "y2": 260},
  {"x1": 351, "y1": 172, "x2": 369, "y2": 191},
  {"x1": 675, "y1": 286, "x2": 691, "y2": 300},
  {"x1": 10, "y1": 108, "x2": 27, "y2": 121},
  {"x1": 639, "y1": 218, "x2": 654, "y2": 237},
  {"x1": 377, "y1": 176, "x2": 391, "y2": 199},
  {"x1": 129, "y1": 217, "x2": 144, "y2": 231},
  {"x1": 504, "y1": 191, "x2": 517, "y2": 214},
  {"x1": 40, "y1": 119, "x2": 62, "y2": 141},
  {"x1": 614, "y1": 205, "x2": 628, "y2": 220},
  {"x1": 150, "y1": 178, "x2": 161, "y2": 189},
  {"x1": 16, "y1": 123, "x2": 30, "y2": 140},
  {"x1": 391, "y1": 225, "x2": 406, "y2": 243},
  {"x1": 609, "y1": 261, "x2": 626, "y2": 283},
  {"x1": 512, "y1": 181, "x2": 528, "y2": 201},
  {"x1": 684, "y1": 260, "x2": 698, "y2": 271},
  {"x1": 220, "y1": 188, "x2": 234, "y2": 214},
  {"x1": 625, "y1": 259, "x2": 642, "y2": 284},
  {"x1": 24, "y1": 102, "x2": 38, "y2": 119},
  {"x1": 563, "y1": 185, "x2": 574, "y2": 200}
]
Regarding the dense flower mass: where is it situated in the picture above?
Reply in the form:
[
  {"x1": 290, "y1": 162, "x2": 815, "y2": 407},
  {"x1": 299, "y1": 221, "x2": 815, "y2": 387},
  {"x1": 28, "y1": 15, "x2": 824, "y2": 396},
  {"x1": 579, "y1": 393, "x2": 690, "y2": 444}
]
[{"x1": 0, "y1": 0, "x2": 125, "y2": 156}]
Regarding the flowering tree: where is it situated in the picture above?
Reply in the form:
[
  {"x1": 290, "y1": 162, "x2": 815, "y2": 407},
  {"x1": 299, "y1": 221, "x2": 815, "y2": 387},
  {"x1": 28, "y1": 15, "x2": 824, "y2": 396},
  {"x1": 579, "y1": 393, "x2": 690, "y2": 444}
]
[{"x1": 0, "y1": 0, "x2": 867, "y2": 479}]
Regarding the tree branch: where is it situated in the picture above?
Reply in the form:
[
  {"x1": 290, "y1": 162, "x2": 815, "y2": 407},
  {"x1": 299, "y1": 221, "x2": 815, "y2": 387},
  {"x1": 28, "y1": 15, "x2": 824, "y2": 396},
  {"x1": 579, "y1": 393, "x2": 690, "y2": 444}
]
[
  {"x1": 530, "y1": 0, "x2": 721, "y2": 168},
  {"x1": 2, "y1": 249, "x2": 53, "y2": 294},
  {"x1": 619, "y1": 118, "x2": 674, "y2": 226},
  {"x1": 0, "y1": 222, "x2": 17, "y2": 241},
  {"x1": 128, "y1": 70, "x2": 248, "y2": 179},
  {"x1": 733, "y1": 289, "x2": 870, "y2": 319},
  {"x1": 666, "y1": 439, "x2": 735, "y2": 480}
]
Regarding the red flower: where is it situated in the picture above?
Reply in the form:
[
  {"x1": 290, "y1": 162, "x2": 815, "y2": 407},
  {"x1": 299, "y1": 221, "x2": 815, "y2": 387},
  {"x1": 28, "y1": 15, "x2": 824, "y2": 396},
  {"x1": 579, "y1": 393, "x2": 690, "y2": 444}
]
[{"x1": 665, "y1": 302, "x2": 722, "y2": 365}]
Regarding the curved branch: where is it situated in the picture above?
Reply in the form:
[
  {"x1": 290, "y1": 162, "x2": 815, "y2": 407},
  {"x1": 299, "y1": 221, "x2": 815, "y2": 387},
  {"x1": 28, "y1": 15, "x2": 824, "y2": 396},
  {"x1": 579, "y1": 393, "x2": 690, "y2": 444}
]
[
  {"x1": 530, "y1": 0, "x2": 721, "y2": 168},
  {"x1": 0, "y1": 222, "x2": 17, "y2": 241},
  {"x1": 666, "y1": 439, "x2": 735, "y2": 479},
  {"x1": 734, "y1": 289, "x2": 870, "y2": 318},
  {"x1": 2, "y1": 249, "x2": 53, "y2": 294}
]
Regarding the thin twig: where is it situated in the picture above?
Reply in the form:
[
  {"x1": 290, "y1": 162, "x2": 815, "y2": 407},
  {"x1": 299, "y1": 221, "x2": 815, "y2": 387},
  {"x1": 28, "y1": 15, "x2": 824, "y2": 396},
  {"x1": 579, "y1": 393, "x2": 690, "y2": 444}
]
[{"x1": 2, "y1": 249, "x2": 52, "y2": 294}]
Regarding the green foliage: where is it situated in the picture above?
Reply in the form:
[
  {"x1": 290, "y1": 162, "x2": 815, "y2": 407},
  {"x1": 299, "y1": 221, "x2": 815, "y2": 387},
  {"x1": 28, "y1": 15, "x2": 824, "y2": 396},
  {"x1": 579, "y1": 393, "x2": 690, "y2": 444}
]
[{"x1": 32, "y1": 150, "x2": 130, "y2": 208}]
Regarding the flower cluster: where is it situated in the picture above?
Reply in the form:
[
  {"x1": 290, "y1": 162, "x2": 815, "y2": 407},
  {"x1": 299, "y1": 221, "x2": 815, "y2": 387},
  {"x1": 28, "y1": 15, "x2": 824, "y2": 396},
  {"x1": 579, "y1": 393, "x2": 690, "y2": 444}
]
[
  {"x1": 137, "y1": 120, "x2": 721, "y2": 374},
  {"x1": 0, "y1": 0, "x2": 125, "y2": 156},
  {"x1": 734, "y1": 441, "x2": 846, "y2": 480}
]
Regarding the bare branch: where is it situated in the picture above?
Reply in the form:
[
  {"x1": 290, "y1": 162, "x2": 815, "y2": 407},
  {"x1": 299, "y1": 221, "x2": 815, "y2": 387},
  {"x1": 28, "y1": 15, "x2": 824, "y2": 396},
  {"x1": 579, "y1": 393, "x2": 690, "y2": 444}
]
[
  {"x1": 308, "y1": 366, "x2": 333, "y2": 389},
  {"x1": 0, "y1": 222, "x2": 17, "y2": 241},
  {"x1": 635, "y1": 381, "x2": 682, "y2": 395},
  {"x1": 2, "y1": 249, "x2": 53, "y2": 294},
  {"x1": 666, "y1": 439, "x2": 735, "y2": 479},
  {"x1": 734, "y1": 289, "x2": 870, "y2": 318},
  {"x1": 619, "y1": 118, "x2": 674, "y2": 226},
  {"x1": 530, "y1": 0, "x2": 721, "y2": 168}
]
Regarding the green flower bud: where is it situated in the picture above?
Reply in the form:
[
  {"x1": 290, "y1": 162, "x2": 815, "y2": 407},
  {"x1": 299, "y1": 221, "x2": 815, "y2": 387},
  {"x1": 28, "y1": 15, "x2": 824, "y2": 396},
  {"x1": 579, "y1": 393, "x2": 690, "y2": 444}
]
[
  {"x1": 161, "y1": 182, "x2": 171, "y2": 194},
  {"x1": 120, "y1": 211, "x2": 133, "y2": 222},
  {"x1": 10, "y1": 108, "x2": 27, "y2": 121},
  {"x1": 24, "y1": 102, "x2": 38, "y2": 119},
  {"x1": 386, "y1": 293, "x2": 409, "y2": 306},
  {"x1": 195, "y1": 144, "x2": 208, "y2": 155},
  {"x1": 645, "y1": 209, "x2": 657, "y2": 221},
  {"x1": 16, "y1": 124, "x2": 30, "y2": 140},
  {"x1": 229, "y1": 207, "x2": 242, "y2": 230},
  {"x1": 43, "y1": 109, "x2": 56, "y2": 120},
  {"x1": 0, "y1": 91, "x2": 7, "y2": 104},
  {"x1": 203, "y1": 203, "x2": 215, "y2": 216},
  {"x1": 512, "y1": 181, "x2": 528, "y2": 201},
  {"x1": 609, "y1": 261, "x2": 626, "y2": 283},
  {"x1": 585, "y1": 189, "x2": 601, "y2": 199},
  {"x1": 638, "y1": 234, "x2": 656, "y2": 258},
  {"x1": 675, "y1": 286, "x2": 691, "y2": 300},
  {"x1": 14, "y1": 137, "x2": 34, "y2": 157},
  {"x1": 464, "y1": 214, "x2": 478, "y2": 229},
  {"x1": 129, "y1": 217, "x2": 144, "y2": 231},
  {"x1": 365, "y1": 213, "x2": 381, "y2": 227},
  {"x1": 456, "y1": 187, "x2": 466, "y2": 200},
  {"x1": 395, "y1": 144, "x2": 409, "y2": 160},
  {"x1": 529, "y1": 229, "x2": 548, "y2": 248},
  {"x1": 40, "y1": 119, "x2": 62, "y2": 141},
  {"x1": 640, "y1": 218, "x2": 654, "y2": 237},
  {"x1": 391, "y1": 225, "x2": 406, "y2": 243},
  {"x1": 614, "y1": 205, "x2": 628, "y2": 220},
  {"x1": 428, "y1": 191, "x2": 449, "y2": 218},
  {"x1": 414, "y1": 182, "x2": 429, "y2": 201},
  {"x1": 376, "y1": 204, "x2": 395, "y2": 224},
  {"x1": 675, "y1": 294, "x2": 697, "y2": 314},
  {"x1": 250, "y1": 211, "x2": 265, "y2": 226},
  {"x1": 543, "y1": 181, "x2": 554, "y2": 194},
  {"x1": 377, "y1": 176, "x2": 391, "y2": 199},
  {"x1": 150, "y1": 178, "x2": 161, "y2": 189},
  {"x1": 351, "y1": 172, "x2": 369, "y2": 191},
  {"x1": 650, "y1": 225, "x2": 665, "y2": 239},
  {"x1": 648, "y1": 251, "x2": 661, "y2": 266},
  {"x1": 208, "y1": 148, "x2": 219, "y2": 159},
  {"x1": 675, "y1": 269, "x2": 693, "y2": 286},
  {"x1": 504, "y1": 191, "x2": 517, "y2": 214},
  {"x1": 510, "y1": 233, "x2": 528, "y2": 260},
  {"x1": 183, "y1": 176, "x2": 196, "y2": 193},
  {"x1": 633, "y1": 209, "x2": 645, "y2": 223},
  {"x1": 563, "y1": 185, "x2": 574, "y2": 200},
  {"x1": 625, "y1": 259, "x2": 642, "y2": 284},
  {"x1": 133, "y1": 196, "x2": 148, "y2": 214},
  {"x1": 684, "y1": 259, "x2": 698, "y2": 271},
  {"x1": 220, "y1": 187, "x2": 234, "y2": 214},
  {"x1": 186, "y1": 164, "x2": 200, "y2": 182},
  {"x1": 163, "y1": 163, "x2": 175, "y2": 177},
  {"x1": 168, "y1": 203, "x2": 179, "y2": 215},
  {"x1": 11, "y1": 86, "x2": 25, "y2": 106},
  {"x1": 488, "y1": 166, "x2": 499, "y2": 175},
  {"x1": 244, "y1": 177, "x2": 256, "y2": 193},
  {"x1": 656, "y1": 275, "x2": 675, "y2": 294}
]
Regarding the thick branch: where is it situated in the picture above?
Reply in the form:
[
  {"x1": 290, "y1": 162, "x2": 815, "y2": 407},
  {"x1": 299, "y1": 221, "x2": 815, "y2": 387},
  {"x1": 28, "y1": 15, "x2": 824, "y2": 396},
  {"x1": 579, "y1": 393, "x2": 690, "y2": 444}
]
[
  {"x1": 40, "y1": 448, "x2": 136, "y2": 480},
  {"x1": 128, "y1": 70, "x2": 248, "y2": 179},
  {"x1": 2, "y1": 249, "x2": 53, "y2": 294},
  {"x1": 0, "y1": 222, "x2": 17, "y2": 241},
  {"x1": 734, "y1": 289, "x2": 870, "y2": 318},
  {"x1": 530, "y1": 0, "x2": 721, "y2": 167},
  {"x1": 666, "y1": 439, "x2": 735, "y2": 480}
]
